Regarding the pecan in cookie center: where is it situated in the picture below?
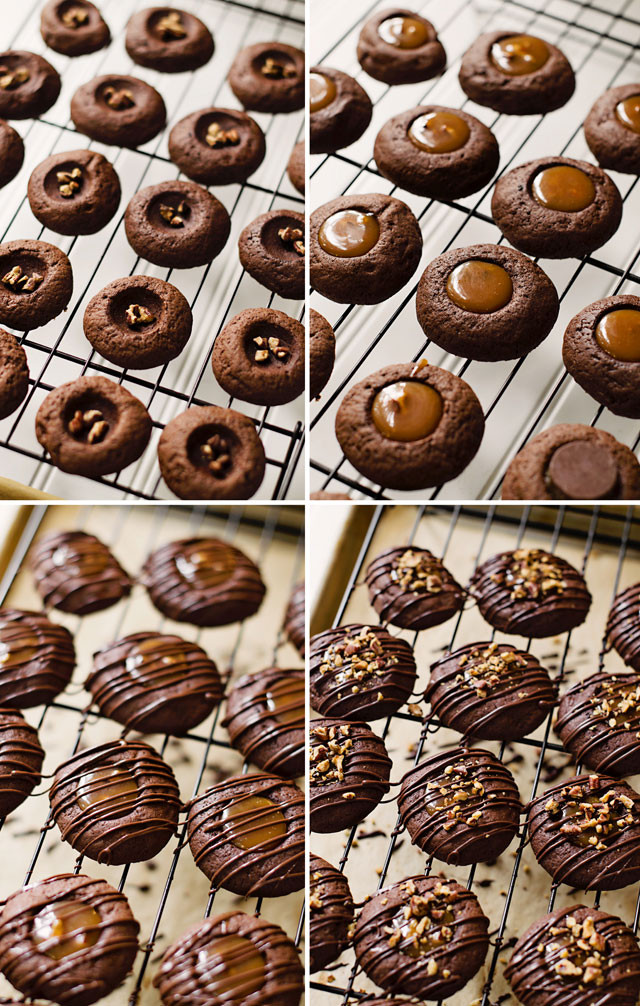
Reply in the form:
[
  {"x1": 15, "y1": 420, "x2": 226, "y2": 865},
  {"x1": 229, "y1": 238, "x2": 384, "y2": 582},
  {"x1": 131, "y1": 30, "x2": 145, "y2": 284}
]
[
  {"x1": 67, "y1": 408, "x2": 109, "y2": 444},
  {"x1": 57, "y1": 167, "x2": 83, "y2": 198},
  {"x1": 2, "y1": 265, "x2": 43, "y2": 292},
  {"x1": 278, "y1": 226, "x2": 304, "y2": 256}
]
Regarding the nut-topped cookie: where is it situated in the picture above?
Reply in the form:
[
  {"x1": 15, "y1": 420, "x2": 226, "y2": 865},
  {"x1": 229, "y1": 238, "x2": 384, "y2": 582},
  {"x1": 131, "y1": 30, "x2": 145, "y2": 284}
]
[
  {"x1": 125, "y1": 7, "x2": 214, "y2": 73},
  {"x1": 169, "y1": 107, "x2": 265, "y2": 185},
  {"x1": 28, "y1": 149, "x2": 121, "y2": 237},
  {"x1": 0, "y1": 708, "x2": 44, "y2": 817},
  {"x1": 606, "y1": 582, "x2": 640, "y2": 671},
  {"x1": 0, "y1": 51, "x2": 61, "y2": 119},
  {"x1": 211, "y1": 307, "x2": 305, "y2": 406},
  {"x1": 228, "y1": 42, "x2": 304, "y2": 114},
  {"x1": 556, "y1": 671, "x2": 640, "y2": 777},
  {"x1": 71, "y1": 74, "x2": 166, "y2": 148},
  {"x1": 0, "y1": 608, "x2": 75, "y2": 708},
  {"x1": 0, "y1": 239, "x2": 72, "y2": 331},
  {"x1": 41, "y1": 1, "x2": 110, "y2": 57},
  {"x1": 357, "y1": 8, "x2": 446, "y2": 85},
  {"x1": 0, "y1": 120, "x2": 24, "y2": 188},
  {"x1": 310, "y1": 855, "x2": 354, "y2": 972},
  {"x1": 365, "y1": 545, "x2": 464, "y2": 631},
  {"x1": 224, "y1": 667, "x2": 304, "y2": 779},
  {"x1": 29, "y1": 530, "x2": 131, "y2": 615},
  {"x1": 238, "y1": 209, "x2": 304, "y2": 300}
]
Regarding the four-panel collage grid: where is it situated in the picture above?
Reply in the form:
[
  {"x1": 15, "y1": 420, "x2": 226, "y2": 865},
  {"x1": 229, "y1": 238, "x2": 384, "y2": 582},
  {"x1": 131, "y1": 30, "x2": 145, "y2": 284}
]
[{"x1": 0, "y1": 0, "x2": 639, "y2": 1004}]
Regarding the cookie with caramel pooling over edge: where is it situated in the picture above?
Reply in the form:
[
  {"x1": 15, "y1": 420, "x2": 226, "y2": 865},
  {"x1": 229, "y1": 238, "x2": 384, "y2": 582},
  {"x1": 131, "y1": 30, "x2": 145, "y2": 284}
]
[
  {"x1": 223, "y1": 667, "x2": 304, "y2": 779},
  {"x1": 310, "y1": 66, "x2": 372, "y2": 155},
  {"x1": 0, "y1": 51, "x2": 61, "y2": 120},
  {"x1": 239, "y1": 209, "x2": 304, "y2": 300},
  {"x1": 0, "y1": 329, "x2": 28, "y2": 420},
  {"x1": 228, "y1": 42, "x2": 304, "y2": 114},
  {"x1": 585, "y1": 84, "x2": 640, "y2": 175},
  {"x1": 169, "y1": 107, "x2": 265, "y2": 186},
  {"x1": 357, "y1": 8, "x2": 446, "y2": 85},
  {"x1": 70, "y1": 74, "x2": 166, "y2": 148},
  {"x1": 125, "y1": 7, "x2": 213, "y2": 73},
  {"x1": 0, "y1": 609, "x2": 75, "y2": 708},
  {"x1": 0, "y1": 120, "x2": 24, "y2": 188},
  {"x1": 0, "y1": 708, "x2": 44, "y2": 817},
  {"x1": 140, "y1": 537, "x2": 266, "y2": 627},
  {"x1": 28, "y1": 149, "x2": 121, "y2": 237},
  {"x1": 606, "y1": 582, "x2": 640, "y2": 672},
  {"x1": 40, "y1": 0, "x2": 110, "y2": 57},
  {"x1": 310, "y1": 855, "x2": 354, "y2": 972},
  {"x1": 0, "y1": 239, "x2": 72, "y2": 331},
  {"x1": 556, "y1": 670, "x2": 640, "y2": 777},
  {"x1": 212, "y1": 307, "x2": 304, "y2": 406},
  {"x1": 365, "y1": 545, "x2": 464, "y2": 630},
  {"x1": 283, "y1": 581, "x2": 304, "y2": 657},
  {"x1": 29, "y1": 530, "x2": 131, "y2": 615}
]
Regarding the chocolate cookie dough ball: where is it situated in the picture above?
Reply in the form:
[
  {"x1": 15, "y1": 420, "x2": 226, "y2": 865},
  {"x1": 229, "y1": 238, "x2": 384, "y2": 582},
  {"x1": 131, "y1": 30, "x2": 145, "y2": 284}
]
[
  {"x1": 528, "y1": 773, "x2": 640, "y2": 890},
  {"x1": 211, "y1": 307, "x2": 304, "y2": 406},
  {"x1": 0, "y1": 329, "x2": 28, "y2": 420},
  {"x1": 49, "y1": 739, "x2": 180, "y2": 865},
  {"x1": 426, "y1": 641, "x2": 556, "y2": 741},
  {"x1": 125, "y1": 7, "x2": 214, "y2": 73},
  {"x1": 459, "y1": 30, "x2": 575, "y2": 114},
  {"x1": 310, "y1": 855, "x2": 354, "y2": 972},
  {"x1": 0, "y1": 51, "x2": 61, "y2": 120},
  {"x1": 0, "y1": 874, "x2": 139, "y2": 1006},
  {"x1": 141, "y1": 537, "x2": 266, "y2": 627},
  {"x1": 0, "y1": 608, "x2": 75, "y2": 708},
  {"x1": 585, "y1": 84, "x2": 640, "y2": 175},
  {"x1": 505, "y1": 905, "x2": 640, "y2": 1006},
  {"x1": 71, "y1": 74, "x2": 166, "y2": 148},
  {"x1": 30, "y1": 530, "x2": 131, "y2": 615},
  {"x1": 187, "y1": 772, "x2": 304, "y2": 897},
  {"x1": 309, "y1": 623, "x2": 417, "y2": 721},
  {"x1": 223, "y1": 667, "x2": 304, "y2": 779},
  {"x1": 556, "y1": 671, "x2": 640, "y2": 777},
  {"x1": 86, "y1": 631, "x2": 223, "y2": 735},
  {"x1": 310, "y1": 717, "x2": 391, "y2": 833},
  {"x1": 154, "y1": 912, "x2": 303, "y2": 1006},
  {"x1": 0, "y1": 120, "x2": 24, "y2": 188},
  {"x1": 310, "y1": 67, "x2": 372, "y2": 154},
  {"x1": 309, "y1": 309, "x2": 335, "y2": 400},
  {"x1": 398, "y1": 747, "x2": 521, "y2": 865},
  {"x1": 169, "y1": 107, "x2": 265, "y2": 186},
  {"x1": 283, "y1": 581, "x2": 304, "y2": 656},
  {"x1": 0, "y1": 708, "x2": 44, "y2": 817},
  {"x1": 0, "y1": 239, "x2": 73, "y2": 331},
  {"x1": 469, "y1": 547, "x2": 591, "y2": 638},
  {"x1": 353, "y1": 876, "x2": 489, "y2": 999},
  {"x1": 40, "y1": 0, "x2": 110, "y2": 57},
  {"x1": 365, "y1": 546, "x2": 464, "y2": 631},
  {"x1": 228, "y1": 42, "x2": 304, "y2": 114},
  {"x1": 357, "y1": 9, "x2": 446, "y2": 85},
  {"x1": 607, "y1": 582, "x2": 640, "y2": 671}
]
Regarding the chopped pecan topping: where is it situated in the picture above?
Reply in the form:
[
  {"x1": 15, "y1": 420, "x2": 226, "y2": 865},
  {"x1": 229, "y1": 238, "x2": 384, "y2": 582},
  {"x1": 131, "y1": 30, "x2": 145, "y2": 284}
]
[
  {"x1": 261, "y1": 57, "x2": 296, "y2": 79},
  {"x1": 2, "y1": 266, "x2": 43, "y2": 292},
  {"x1": 125, "y1": 304, "x2": 155, "y2": 327},
  {"x1": 386, "y1": 883, "x2": 457, "y2": 958},
  {"x1": 253, "y1": 334, "x2": 290, "y2": 364},
  {"x1": 0, "y1": 66, "x2": 30, "y2": 90},
  {"x1": 278, "y1": 225, "x2": 304, "y2": 256},
  {"x1": 318, "y1": 627, "x2": 398, "y2": 695},
  {"x1": 156, "y1": 10, "x2": 187, "y2": 38},
  {"x1": 159, "y1": 201, "x2": 189, "y2": 227},
  {"x1": 390, "y1": 549, "x2": 444, "y2": 594},
  {"x1": 309, "y1": 722, "x2": 352, "y2": 786},
  {"x1": 426, "y1": 758, "x2": 485, "y2": 829},
  {"x1": 200, "y1": 434, "x2": 231, "y2": 476},
  {"x1": 591, "y1": 679, "x2": 640, "y2": 729},
  {"x1": 205, "y1": 121, "x2": 240, "y2": 148},
  {"x1": 56, "y1": 167, "x2": 83, "y2": 198},
  {"x1": 67, "y1": 409, "x2": 109, "y2": 444},
  {"x1": 547, "y1": 779, "x2": 638, "y2": 851},
  {"x1": 456, "y1": 642, "x2": 527, "y2": 698},
  {"x1": 542, "y1": 914, "x2": 607, "y2": 986},
  {"x1": 103, "y1": 86, "x2": 135, "y2": 110},
  {"x1": 495, "y1": 548, "x2": 566, "y2": 601},
  {"x1": 61, "y1": 6, "x2": 89, "y2": 27}
]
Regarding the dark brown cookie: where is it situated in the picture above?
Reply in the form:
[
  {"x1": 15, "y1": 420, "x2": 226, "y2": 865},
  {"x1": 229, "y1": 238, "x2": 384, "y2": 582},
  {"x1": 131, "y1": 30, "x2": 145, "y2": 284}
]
[
  {"x1": 398, "y1": 747, "x2": 521, "y2": 865},
  {"x1": 459, "y1": 30, "x2": 575, "y2": 114},
  {"x1": 35, "y1": 375, "x2": 152, "y2": 477},
  {"x1": 366, "y1": 546, "x2": 464, "y2": 630},
  {"x1": 238, "y1": 209, "x2": 304, "y2": 300},
  {"x1": 426, "y1": 641, "x2": 556, "y2": 741},
  {"x1": 309, "y1": 622, "x2": 417, "y2": 721},
  {"x1": 84, "y1": 275, "x2": 192, "y2": 370},
  {"x1": 0, "y1": 708, "x2": 44, "y2": 817},
  {"x1": 310, "y1": 717, "x2": 391, "y2": 833},
  {"x1": 140, "y1": 537, "x2": 266, "y2": 626},
  {"x1": 563, "y1": 294, "x2": 640, "y2": 419},
  {"x1": 375, "y1": 105, "x2": 499, "y2": 200},
  {"x1": 28, "y1": 148, "x2": 121, "y2": 236},
  {"x1": 0, "y1": 874, "x2": 139, "y2": 1006},
  {"x1": 212, "y1": 307, "x2": 304, "y2": 406},
  {"x1": 528, "y1": 772, "x2": 640, "y2": 890},
  {"x1": 40, "y1": 0, "x2": 110, "y2": 57},
  {"x1": 30, "y1": 530, "x2": 131, "y2": 615},
  {"x1": 223, "y1": 667, "x2": 304, "y2": 779},
  {"x1": 310, "y1": 192, "x2": 422, "y2": 305},
  {"x1": 169, "y1": 107, "x2": 264, "y2": 186},
  {"x1": 70, "y1": 74, "x2": 166, "y2": 148},
  {"x1": 606, "y1": 582, "x2": 640, "y2": 672},
  {"x1": 125, "y1": 179, "x2": 230, "y2": 269},
  {"x1": 125, "y1": 7, "x2": 213, "y2": 73},
  {"x1": 187, "y1": 772, "x2": 304, "y2": 896},
  {"x1": 0, "y1": 329, "x2": 28, "y2": 419},
  {"x1": 416, "y1": 243, "x2": 559, "y2": 361},
  {"x1": 353, "y1": 876, "x2": 489, "y2": 1000},
  {"x1": 287, "y1": 139, "x2": 304, "y2": 195},
  {"x1": 310, "y1": 855, "x2": 354, "y2": 972},
  {"x1": 585, "y1": 84, "x2": 640, "y2": 174},
  {"x1": 283, "y1": 581, "x2": 304, "y2": 656},
  {"x1": 505, "y1": 904, "x2": 640, "y2": 1006},
  {"x1": 153, "y1": 912, "x2": 303, "y2": 1006},
  {"x1": 310, "y1": 66, "x2": 372, "y2": 154},
  {"x1": 335, "y1": 360, "x2": 484, "y2": 491},
  {"x1": 0, "y1": 119, "x2": 24, "y2": 187},
  {"x1": 228, "y1": 42, "x2": 304, "y2": 114},
  {"x1": 0, "y1": 608, "x2": 75, "y2": 708},
  {"x1": 556, "y1": 670, "x2": 640, "y2": 777},
  {"x1": 310, "y1": 308, "x2": 335, "y2": 400},
  {"x1": 357, "y1": 8, "x2": 446, "y2": 85},
  {"x1": 0, "y1": 51, "x2": 61, "y2": 120},
  {"x1": 0, "y1": 239, "x2": 72, "y2": 330},
  {"x1": 492, "y1": 156, "x2": 623, "y2": 259},
  {"x1": 469, "y1": 547, "x2": 591, "y2": 638},
  {"x1": 502, "y1": 423, "x2": 640, "y2": 500},
  {"x1": 49, "y1": 739, "x2": 180, "y2": 865},
  {"x1": 157, "y1": 405, "x2": 266, "y2": 500}
]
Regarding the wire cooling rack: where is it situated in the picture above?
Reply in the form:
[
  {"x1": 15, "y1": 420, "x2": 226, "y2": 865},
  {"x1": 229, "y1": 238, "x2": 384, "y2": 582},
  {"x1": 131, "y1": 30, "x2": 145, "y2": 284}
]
[
  {"x1": 0, "y1": 0, "x2": 305, "y2": 501},
  {"x1": 310, "y1": 503, "x2": 640, "y2": 1005},
  {"x1": 0, "y1": 503, "x2": 305, "y2": 1005},
  {"x1": 310, "y1": 0, "x2": 640, "y2": 501}
]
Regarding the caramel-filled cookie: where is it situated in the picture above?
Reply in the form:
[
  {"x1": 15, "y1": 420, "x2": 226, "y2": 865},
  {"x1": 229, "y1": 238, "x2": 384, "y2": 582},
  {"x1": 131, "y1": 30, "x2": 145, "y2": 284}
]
[
  {"x1": 28, "y1": 149, "x2": 121, "y2": 236},
  {"x1": 0, "y1": 708, "x2": 44, "y2": 817},
  {"x1": 0, "y1": 50, "x2": 61, "y2": 119},
  {"x1": 41, "y1": 0, "x2": 110, "y2": 57},
  {"x1": 228, "y1": 42, "x2": 304, "y2": 114},
  {"x1": 0, "y1": 608, "x2": 75, "y2": 708},
  {"x1": 585, "y1": 84, "x2": 640, "y2": 175},
  {"x1": 0, "y1": 239, "x2": 73, "y2": 330},
  {"x1": 224, "y1": 667, "x2": 304, "y2": 779},
  {"x1": 310, "y1": 855, "x2": 354, "y2": 972},
  {"x1": 357, "y1": 8, "x2": 446, "y2": 85},
  {"x1": 125, "y1": 7, "x2": 213, "y2": 73},
  {"x1": 556, "y1": 670, "x2": 640, "y2": 777},
  {"x1": 365, "y1": 545, "x2": 464, "y2": 630},
  {"x1": 310, "y1": 66, "x2": 372, "y2": 154},
  {"x1": 30, "y1": 530, "x2": 131, "y2": 615}
]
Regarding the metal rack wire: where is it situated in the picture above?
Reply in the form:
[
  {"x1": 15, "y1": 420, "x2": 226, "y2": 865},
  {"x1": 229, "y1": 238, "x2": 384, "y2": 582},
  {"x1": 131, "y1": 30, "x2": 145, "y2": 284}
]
[
  {"x1": 0, "y1": 503, "x2": 305, "y2": 1005},
  {"x1": 310, "y1": 0, "x2": 640, "y2": 501},
  {"x1": 310, "y1": 503, "x2": 640, "y2": 1005},
  {"x1": 0, "y1": 0, "x2": 305, "y2": 501}
]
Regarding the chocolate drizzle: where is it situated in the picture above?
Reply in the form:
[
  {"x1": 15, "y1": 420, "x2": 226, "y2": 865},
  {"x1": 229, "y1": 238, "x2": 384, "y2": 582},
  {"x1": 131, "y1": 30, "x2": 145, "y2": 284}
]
[
  {"x1": 50, "y1": 739, "x2": 181, "y2": 865},
  {"x1": 0, "y1": 608, "x2": 75, "y2": 708},
  {"x1": 187, "y1": 772, "x2": 304, "y2": 897},
  {"x1": 283, "y1": 581, "x2": 305, "y2": 656},
  {"x1": 606, "y1": 582, "x2": 640, "y2": 671},
  {"x1": 29, "y1": 531, "x2": 132, "y2": 615},
  {"x1": 426, "y1": 640, "x2": 556, "y2": 741},
  {"x1": 140, "y1": 537, "x2": 266, "y2": 627},
  {"x1": 309, "y1": 623, "x2": 417, "y2": 721},
  {"x1": 556, "y1": 670, "x2": 640, "y2": 776},
  {"x1": 223, "y1": 667, "x2": 304, "y2": 779},
  {"x1": 310, "y1": 854, "x2": 354, "y2": 972},
  {"x1": 0, "y1": 707, "x2": 44, "y2": 817},
  {"x1": 365, "y1": 546, "x2": 465, "y2": 630},
  {"x1": 86, "y1": 631, "x2": 223, "y2": 735}
]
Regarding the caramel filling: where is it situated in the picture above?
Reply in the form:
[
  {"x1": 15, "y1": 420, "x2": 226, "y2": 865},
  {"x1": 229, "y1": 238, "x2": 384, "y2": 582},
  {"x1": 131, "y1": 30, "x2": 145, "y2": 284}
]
[
  {"x1": 408, "y1": 111, "x2": 470, "y2": 153},
  {"x1": 76, "y1": 766, "x2": 138, "y2": 812},
  {"x1": 446, "y1": 260, "x2": 513, "y2": 313},
  {"x1": 32, "y1": 902, "x2": 101, "y2": 960},
  {"x1": 266, "y1": 677, "x2": 304, "y2": 725},
  {"x1": 490, "y1": 34, "x2": 549, "y2": 75},
  {"x1": 0, "y1": 633, "x2": 38, "y2": 667},
  {"x1": 222, "y1": 795, "x2": 287, "y2": 850},
  {"x1": 318, "y1": 209, "x2": 380, "y2": 257},
  {"x1": 174, "y1": 542, "x2": 236, "y2": 586},
  {"x1": 371, "y1": 381, "x2": 443, "y2": 441},
  {"x1": 595, "y1": 308, "x2": 640, "y2": 362},
  {"x1": 547, "y1": 441, "x2": 618, "y2": 500},
  {"x1": 199, "y1": 935, "x2": 265, "y2": 994},
  {"x1": 378, "y1": 15, "x2": 429, "y2": 48},
  {"x1": 531, "y1": 165, "x2": 596, "y2": 212},
  {"x1": 615, "y1": 94, "x2": 640, "y2": 134},
  {"x1": 310, "y1": 72, "x2": 336, "y2": 113}
]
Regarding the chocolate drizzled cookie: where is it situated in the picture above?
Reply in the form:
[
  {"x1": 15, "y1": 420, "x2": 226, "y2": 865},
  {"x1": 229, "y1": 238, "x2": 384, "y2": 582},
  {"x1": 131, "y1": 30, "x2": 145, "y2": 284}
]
[
  {"x1": 556, "y1": 671, "x2": 640, "y2": 776},
  {"x1": 283, "y1": 581, "x2": 305, "y2": 656},
  {"x1": 87, "y1": 631, "x2": 223, "y2": 735},
  {"x1": 310, "y1": 623, "x2": 417, "y2": 721},
  {"x1": 50, "y1": 739, "x2": 180, "y2": 865},
  {"x1": 365, "y1": 546, "x2": 464, "y2": 631},
  {"x1": 310, "y1": 717, "x2": 391, "y2": 833},
  {"x1": 310, "y1": 854, "x2": 354, "y2": 972},
  {"x1": 223, "y1": 667, "x2": 304, "y2": 779},
  {"x1": 187, "y1": 772, "x2": 304, "y2": 897},
  {"x1": 606, "y1": 582, "x2": 640, "y2": 671},
  {"x1": 0, "y1": 708, "x2": 44, "y2": 817},
  {"x1": 353, "y1": 875, "x2": 489, "y2": 999},
  {"x1": 30, "y1": 531, "x2": 131, "y2": 615},
  {"x1": 505, "y1": 904, "x2": 640, "y2": 1006},
  {"x1": 528, "y1": 773, "x2": 640, "y2": 890},
  {"x1": 140, "y1": 537, "x2": 266, "y2": 627},
  {"x1": 469, "y1": 547, "x2": 591, "y2": 637},
  {"x1": 0, "y1": 608, "x2": 75, "y2": 707},
  {"x1": 426, "y1": 641, "x2": 556, "y2": 741}
]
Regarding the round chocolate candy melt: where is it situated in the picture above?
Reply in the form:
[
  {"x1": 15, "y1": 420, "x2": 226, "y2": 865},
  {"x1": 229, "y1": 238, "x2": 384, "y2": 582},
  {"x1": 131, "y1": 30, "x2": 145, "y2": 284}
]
[
  {"x1": 365, "y1": 545, "x2": 464, "y2": 631},
  {"x1": 556, "y1": 670, "x2": 640, "y2": 776},
  {"x1": 223, "y1": 667, "x2": 304, "y2": 779},
  {"x1": 310, "y1": 855, "x2": 354, "y2": 972},
  {"x1": 30, "y1": 530, "x2": 131, "y2": 615},
  {"x1": 0, "y1": 707, "x2": 44, "y2": 817},
  {"x1": 0, "y1": 608, "x2": 75, "y2": 708}
]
